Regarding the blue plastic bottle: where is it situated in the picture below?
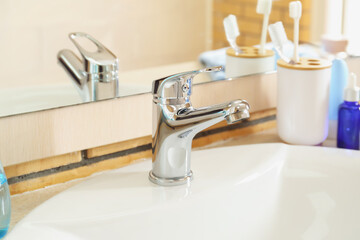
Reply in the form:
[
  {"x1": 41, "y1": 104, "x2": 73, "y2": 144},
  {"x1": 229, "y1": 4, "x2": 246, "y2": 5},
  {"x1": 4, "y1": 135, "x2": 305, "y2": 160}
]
[
  {"x1": 0, "y1": 165, "x2": 10, "y2": 239},
  {"x1": 337, "y1": 73, "x2": 360, "y2": 150},
  {"x1": 328, "y1": 59, "x2": 348, "y2": 139},
  {"x1": 0, "y1": 164, "x2": 10, "y2": 239}
]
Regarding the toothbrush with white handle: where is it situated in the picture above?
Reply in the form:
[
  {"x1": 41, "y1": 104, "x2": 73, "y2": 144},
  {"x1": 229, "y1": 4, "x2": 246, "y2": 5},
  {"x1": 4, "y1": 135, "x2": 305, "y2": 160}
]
[
  {"x1": 289, "y1": 1, "x2": 302, "y2": 63},
  {"x1": 223, "y1": 14, "x2": 241, "y2": 54},
  {"x1": 268, "y1": 22, "x2": 296, "y2": 65},
  {"x1": 256, "y1": 0, "x2": 272, "y2": 55}
]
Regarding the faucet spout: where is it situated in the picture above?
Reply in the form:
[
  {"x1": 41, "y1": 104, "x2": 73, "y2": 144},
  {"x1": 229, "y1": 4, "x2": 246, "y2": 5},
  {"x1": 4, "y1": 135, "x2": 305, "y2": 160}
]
[
  {"x1": 149, "y1": 67, "x2": 250, "y2": 186},
  {"x1": 169, "y1": 100, "x2": 250, "y2": 131},
  {"x1": 58, "y1": 49, "x2": 89, "y2": 101}
]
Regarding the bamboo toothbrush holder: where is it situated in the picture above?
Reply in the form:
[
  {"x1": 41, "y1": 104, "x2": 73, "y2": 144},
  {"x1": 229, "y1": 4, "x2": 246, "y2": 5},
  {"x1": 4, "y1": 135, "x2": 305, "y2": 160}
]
[
  {"x1": 277, "y1": 58, "x2": 332, "y2": 145},
  {"x1": 225, "y1": 47, "x2": 275, "y2": 78}
]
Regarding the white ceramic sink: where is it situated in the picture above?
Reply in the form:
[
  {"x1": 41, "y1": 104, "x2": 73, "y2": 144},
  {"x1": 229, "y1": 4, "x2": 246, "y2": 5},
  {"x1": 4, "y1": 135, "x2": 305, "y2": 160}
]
[{"x1": 7, "y1": 144, "x2": 360, "y2": 239}]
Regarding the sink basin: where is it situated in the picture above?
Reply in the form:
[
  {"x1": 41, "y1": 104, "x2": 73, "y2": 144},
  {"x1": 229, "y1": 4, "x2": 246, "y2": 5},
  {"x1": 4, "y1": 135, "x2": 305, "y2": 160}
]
[{"x1": 7, "y1": 143, "x2": 360, "y2": 239}]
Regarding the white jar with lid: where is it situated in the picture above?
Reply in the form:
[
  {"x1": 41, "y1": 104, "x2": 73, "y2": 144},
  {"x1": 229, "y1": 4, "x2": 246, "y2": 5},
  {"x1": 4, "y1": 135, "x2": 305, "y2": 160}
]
[{"x1": 277, "y1": 58, "x2": 332, "y2": 145}]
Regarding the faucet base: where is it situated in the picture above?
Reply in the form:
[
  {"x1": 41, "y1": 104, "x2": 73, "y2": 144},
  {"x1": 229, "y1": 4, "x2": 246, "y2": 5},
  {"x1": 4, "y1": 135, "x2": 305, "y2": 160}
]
[{"x1": 148, "y1": 171, "x2": 193, "y2": 186}]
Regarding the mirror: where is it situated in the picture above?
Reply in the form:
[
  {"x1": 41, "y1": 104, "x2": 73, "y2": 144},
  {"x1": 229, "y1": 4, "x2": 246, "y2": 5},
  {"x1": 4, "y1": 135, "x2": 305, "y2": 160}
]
[{"x1": 0, "y1": 0, "x2": 357, "y2": 117}]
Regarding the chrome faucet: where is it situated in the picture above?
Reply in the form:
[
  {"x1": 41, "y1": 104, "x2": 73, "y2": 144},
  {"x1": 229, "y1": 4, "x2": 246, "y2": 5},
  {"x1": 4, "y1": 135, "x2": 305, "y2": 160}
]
[
  {"x1": 149, "y1": 66, "x2": 250, "y2": 186},
  {"x1": 57, "y1": 32, "x2": 119, "y2": 102}
]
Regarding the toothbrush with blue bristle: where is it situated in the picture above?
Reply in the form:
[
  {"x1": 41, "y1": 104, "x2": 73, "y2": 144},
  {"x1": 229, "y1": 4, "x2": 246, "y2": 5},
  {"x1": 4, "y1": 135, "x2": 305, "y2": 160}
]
[
  {"x1": 289, "y1": 1, "x2": 302, "y2": 63},
  {"x1": 256, "y1": 0, "x2": 272, "y2": 55},
  {"x1": 223, "y1": 14, "x2": 242, "y2": 55}
]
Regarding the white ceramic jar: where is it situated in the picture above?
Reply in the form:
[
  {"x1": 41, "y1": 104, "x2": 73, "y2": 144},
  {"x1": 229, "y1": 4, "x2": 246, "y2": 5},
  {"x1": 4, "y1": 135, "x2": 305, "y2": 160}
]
[
  {"x1": 225, "y1": 47, "x2": 275, "y2": 78},
  {"x1": 277, "y1": 58, "x2": 332, "y2": 145}
]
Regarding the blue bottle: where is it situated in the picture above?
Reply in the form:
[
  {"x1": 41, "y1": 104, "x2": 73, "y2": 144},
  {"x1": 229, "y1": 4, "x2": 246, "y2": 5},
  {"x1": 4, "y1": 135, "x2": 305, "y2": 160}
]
[
  {"x1": 328, "y1": 59, "x2": 348, "y2": 139},
  {"x1": 337, "y1": 73, "x2": 360, "y2": 150},
  {"x1": 0, "y1": 164, "x2": 10, "y2": 239}
]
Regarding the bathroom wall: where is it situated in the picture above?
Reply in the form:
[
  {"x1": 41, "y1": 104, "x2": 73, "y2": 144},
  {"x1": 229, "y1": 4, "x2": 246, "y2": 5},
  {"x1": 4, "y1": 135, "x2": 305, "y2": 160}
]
[
  {"x1": 0, "y1": 0, "x2": 213, "y2": 88},
  {"x1": 212, "y1": 0, "x2": 312, "y2": 49}
]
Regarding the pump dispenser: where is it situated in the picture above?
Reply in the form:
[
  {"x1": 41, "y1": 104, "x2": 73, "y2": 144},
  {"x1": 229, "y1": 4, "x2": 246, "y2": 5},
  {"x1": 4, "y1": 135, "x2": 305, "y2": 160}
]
[{"x1": 337, "y1": 73, "x2": 360, "y2": 150}]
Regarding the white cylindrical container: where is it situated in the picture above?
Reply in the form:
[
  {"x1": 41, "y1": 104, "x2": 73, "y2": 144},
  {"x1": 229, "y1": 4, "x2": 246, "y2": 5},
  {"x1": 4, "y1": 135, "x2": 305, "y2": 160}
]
[
  {"x1": 225, "y1": 46, "x2": 275, "y2": 78},
  {"x1": 277, "y1": 58, "x2": 332, "y2": 145}
]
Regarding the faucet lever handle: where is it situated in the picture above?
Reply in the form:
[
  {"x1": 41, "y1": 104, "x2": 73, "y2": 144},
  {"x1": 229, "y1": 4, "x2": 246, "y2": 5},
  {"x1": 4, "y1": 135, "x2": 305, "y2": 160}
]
[
  {"x1": 152, "y1": 66, "x2": 223, "y2": 103},
  {"x1": 68, "y1": 32, "x2": 119, "y2": 77},
  {"x1": 69, "y1": 32, "x2": 119, "y2": 82},
  {"x1": 69, "y1": 33, "x2": 116, "y2": 61}
]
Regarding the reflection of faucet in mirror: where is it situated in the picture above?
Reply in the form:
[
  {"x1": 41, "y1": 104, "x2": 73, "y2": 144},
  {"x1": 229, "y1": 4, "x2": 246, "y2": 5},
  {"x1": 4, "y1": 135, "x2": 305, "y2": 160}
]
[
  {"x1": 57, "y1": 32, "x2": 119, "y2": 102},
  {"x1": 149, "y1": 66, "x2": 250, "y2": 186}
]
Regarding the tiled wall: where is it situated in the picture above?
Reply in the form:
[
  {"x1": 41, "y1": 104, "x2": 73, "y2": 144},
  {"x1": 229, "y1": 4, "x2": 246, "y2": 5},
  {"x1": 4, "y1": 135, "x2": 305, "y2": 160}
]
[{"x1": 212, "y1": 0, "x2": 312, "y2": 49}]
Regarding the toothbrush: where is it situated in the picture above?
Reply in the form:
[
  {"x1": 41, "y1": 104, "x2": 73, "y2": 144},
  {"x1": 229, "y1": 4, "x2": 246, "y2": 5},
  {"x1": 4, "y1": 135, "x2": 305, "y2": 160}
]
[
  {"x1": 223, "y1": 14, "x2": 242, "y2": 54},
  {"x1": 289, "y1": 1, "x2": 302, "y2": 63},
  {"x1": 256, "y1": 0, "x2": 272, "y2": 55},
  {"x1": 268, "y1": 22, "x2": 296, "y2": 65}
]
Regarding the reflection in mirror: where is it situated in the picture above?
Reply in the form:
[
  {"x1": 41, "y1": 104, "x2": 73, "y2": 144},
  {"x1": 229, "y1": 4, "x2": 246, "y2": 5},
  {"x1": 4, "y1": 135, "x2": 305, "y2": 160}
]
[
  {"x1": 0, "y1": 0, "x2": 358, "y2": 117},
  {"x1": 58, "y1": 32, "x2": 119, "y2": 102},
  {"x1": 0, "y1": 0, "x2": 214, "y2": 117}
]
